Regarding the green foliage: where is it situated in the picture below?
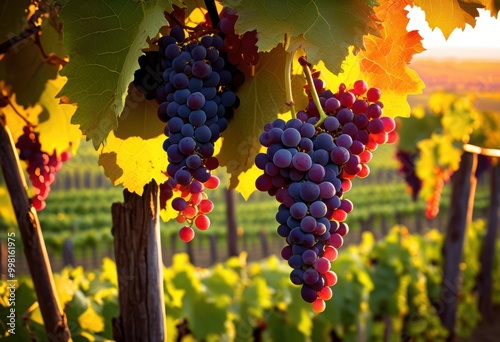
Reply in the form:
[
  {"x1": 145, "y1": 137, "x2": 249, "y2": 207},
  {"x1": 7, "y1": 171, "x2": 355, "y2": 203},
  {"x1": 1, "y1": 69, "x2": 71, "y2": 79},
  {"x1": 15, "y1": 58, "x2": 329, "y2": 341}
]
[
  {"x1": 58, "y1": 0, "x2": 179, "y2": 148},
  {"x1": 221, "y1": 0, "x2": 379, "y2": 74},
  {"x1": 217, "y1": 45, "x2": 306, "y2": 190},
  {"x1": 0, "y1": 4, "x2": 65, "y2": 108},
  {"x1": 0, "y1": 0, "x2": 31, "y2": 42},
  {"x1": 2, "y1": 222, "x2": 496, "y2": 341}
]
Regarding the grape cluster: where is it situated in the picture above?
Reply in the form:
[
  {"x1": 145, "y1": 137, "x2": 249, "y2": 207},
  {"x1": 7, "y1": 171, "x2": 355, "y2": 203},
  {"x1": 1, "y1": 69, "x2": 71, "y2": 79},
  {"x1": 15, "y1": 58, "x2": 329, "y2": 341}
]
[
  {"x1": 15, "y1": 126, "x2": 71, "y2": 211},
  {"x1": 395, "y1": 150, "x2": 422, "y2": 201},
  {"x1": 133, "y1": 51, "x2": 163, "y2": 101},
  {"x1": 256, "y1": 68, "x2": 396, "y2": 311},
  {"x1": 218, "y1": 8, "x2": 259, "y2": 65},
  {"x1": 153, "y1": 25, "x2": 242, "y2": 241}
]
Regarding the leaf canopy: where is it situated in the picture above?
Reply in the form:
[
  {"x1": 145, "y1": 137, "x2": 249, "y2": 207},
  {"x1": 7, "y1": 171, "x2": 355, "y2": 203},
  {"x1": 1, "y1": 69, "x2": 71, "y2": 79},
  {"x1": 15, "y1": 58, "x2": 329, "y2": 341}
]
[{"x1": 59, "y1": 0, "x2": 179, "y2": 148}]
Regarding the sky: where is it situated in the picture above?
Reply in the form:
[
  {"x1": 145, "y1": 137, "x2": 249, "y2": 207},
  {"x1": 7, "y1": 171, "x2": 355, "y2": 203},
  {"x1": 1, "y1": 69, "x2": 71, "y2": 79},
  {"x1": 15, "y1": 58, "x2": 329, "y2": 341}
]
[{"x1": 406, "y1": 7, "x2": 500, "y2": 60}]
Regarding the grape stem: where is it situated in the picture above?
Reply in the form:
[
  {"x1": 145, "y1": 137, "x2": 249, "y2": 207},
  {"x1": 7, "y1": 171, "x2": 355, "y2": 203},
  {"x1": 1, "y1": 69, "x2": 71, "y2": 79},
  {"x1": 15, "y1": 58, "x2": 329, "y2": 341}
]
[
  {"x1": 2, "y1": 95, "x2": 32, "y2": 126},
  {"x1": 204, "y1": 0, "x2": 220, "y2": 28},
  {"x1": 302, "y1": 59, "x2": 328, "y2": 126},
  {"x1": 284, "y1": 48, "x2": 296, "y2": 116}
]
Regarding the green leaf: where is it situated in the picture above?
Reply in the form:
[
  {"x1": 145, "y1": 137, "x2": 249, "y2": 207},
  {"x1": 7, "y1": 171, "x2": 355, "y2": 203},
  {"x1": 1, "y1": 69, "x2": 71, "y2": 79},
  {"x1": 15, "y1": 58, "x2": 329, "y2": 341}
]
[
  {"x1": 182, "y1": 293, "x2": 229, "y2": 340},
  {"x1": 0, "y1": 0, "x2": 30, "y2": 42},
  {"x1": 217, "y1": 45, "x2": 306, "y2": 190},
  {"x1": 114, "y1": 85, "x2": 164, "y2": 140},
  {"x1": 0, "y1": 20, "x2": 64, "y2": 107},
  {"x1": 202, "y1": 264, "x2": 240, "y2": 300},
  {"x1": 221, "y1": 0, "x2": 379, "y2": 74},
  {"x1": 59, "y1": 0, "x2": 179, "y2": 148},
  {"x1": 241, "y1": 277, "x2": 273, "y2": 318},
  {"x1": 397, "y1": 113, "x2": 441, "y2": 152}
]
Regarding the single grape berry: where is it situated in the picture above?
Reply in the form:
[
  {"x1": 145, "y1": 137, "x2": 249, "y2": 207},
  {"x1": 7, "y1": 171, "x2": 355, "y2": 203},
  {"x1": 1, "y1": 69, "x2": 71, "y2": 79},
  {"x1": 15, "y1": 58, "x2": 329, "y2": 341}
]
[{"x1": 178, "y1": 226, "x2": 195, "y2": 242}]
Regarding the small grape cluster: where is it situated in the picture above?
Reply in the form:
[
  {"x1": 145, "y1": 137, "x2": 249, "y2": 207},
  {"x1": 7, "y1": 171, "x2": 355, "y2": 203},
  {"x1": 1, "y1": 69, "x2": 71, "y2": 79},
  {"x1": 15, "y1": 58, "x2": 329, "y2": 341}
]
[
  {"x1": 218, "y1": 8, "x2": 259, "y2": 65},
  {"x1": 256, "y1": 62, "x2": 396, "y2": 312},
  {"x1": 15, "y1": 126, "x2": 71, "y2": 211},
  {"x1": 395, "y1": 150, "x2": 422, "y2": 201}
]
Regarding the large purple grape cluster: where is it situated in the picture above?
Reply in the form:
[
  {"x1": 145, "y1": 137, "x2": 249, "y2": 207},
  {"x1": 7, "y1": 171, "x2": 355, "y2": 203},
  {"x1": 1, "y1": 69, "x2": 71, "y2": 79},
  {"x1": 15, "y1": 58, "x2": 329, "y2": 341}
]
[
  {"x1": 133, "y1": 23, "x2": 246, "y2": 241},
  {"x1": 256, "y1": 72, "x2": 397, "y2": 312}
]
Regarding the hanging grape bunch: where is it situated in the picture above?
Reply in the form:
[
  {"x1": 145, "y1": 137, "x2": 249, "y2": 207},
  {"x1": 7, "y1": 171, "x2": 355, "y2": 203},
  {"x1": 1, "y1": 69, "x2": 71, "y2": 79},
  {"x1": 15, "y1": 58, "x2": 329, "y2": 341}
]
[
  {"x1": 15, "y1": 126, "x2": 71, "y2": 211},
  {"x1": 133, "y1": 7, "x2": 258, "y2": 242},
  {"x1": 255, "y1": 57, "x2": 396, "y2": 312}
]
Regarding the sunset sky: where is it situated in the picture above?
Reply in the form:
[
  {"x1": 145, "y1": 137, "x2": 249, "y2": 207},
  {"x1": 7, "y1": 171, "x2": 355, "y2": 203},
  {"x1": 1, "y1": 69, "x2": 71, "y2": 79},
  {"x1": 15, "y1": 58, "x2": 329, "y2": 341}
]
[{"x1": 407, "y1": 7, "x2": 500, "y2": 60}]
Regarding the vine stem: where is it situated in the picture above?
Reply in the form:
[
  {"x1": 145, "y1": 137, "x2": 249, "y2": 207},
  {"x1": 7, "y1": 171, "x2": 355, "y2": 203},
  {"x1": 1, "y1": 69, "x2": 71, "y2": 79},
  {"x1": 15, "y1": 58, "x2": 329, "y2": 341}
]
[
  {"x1": 284, "y1": 50, "x2": 296, "y2": 116},
  {"x1": 3, "y1": 95, "x2": 32, "y2": 127},
  {"x1": 204, "y1": 0, "x2": 220, "y2": 28},
  {"x1": 301, "y1": 59, "x2": 328, "y2": 126}
]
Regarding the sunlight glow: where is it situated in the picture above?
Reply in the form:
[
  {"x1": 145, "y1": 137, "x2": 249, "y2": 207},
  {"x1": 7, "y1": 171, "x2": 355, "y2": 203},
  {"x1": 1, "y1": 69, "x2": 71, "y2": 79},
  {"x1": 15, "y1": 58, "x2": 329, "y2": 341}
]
[{"x1": 406, "y1": 7, "x2": 500, "y2": 59}]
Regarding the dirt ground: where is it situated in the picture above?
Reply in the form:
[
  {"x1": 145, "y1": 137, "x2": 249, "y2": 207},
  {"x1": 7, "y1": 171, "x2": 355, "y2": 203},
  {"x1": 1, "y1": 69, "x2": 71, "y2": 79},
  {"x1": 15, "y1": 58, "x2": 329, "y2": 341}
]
[{"x1": 459, "y1": 306, "x2": 500, "y2": 342}]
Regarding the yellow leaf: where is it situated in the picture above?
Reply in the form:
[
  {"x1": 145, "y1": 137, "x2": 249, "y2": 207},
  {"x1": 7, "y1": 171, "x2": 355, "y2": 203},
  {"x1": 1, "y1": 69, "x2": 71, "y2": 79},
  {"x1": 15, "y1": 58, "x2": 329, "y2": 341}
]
[
  {"x1": 53, "y1": 273, "x2": 75, "y2": 306},
  {"x1": 414, "y1": 0, "x2": 486, "y2": 39},
  {"x1": 30, "y1": 305, "x2": 44, "y2": 325},
  {"x1": 99, "y1": 257, "x2": 118, "y2": 287},
  {"x1": 160, "y1": 188, "x2": 183, "y2": 222},
  {"x1": 0, "y1": 184, "x2": 16, "y2": 228},
  {"x1": 37, "y1": 76, "x2": 81, "y2": 155},
  {"x1": 98, "y1": 84, "x2": 168, "y2": 194},
  {"x1": 98, "y1": 131, "x2": 167, "y2": 195},
  {"x1": 78, "y1": 301, "x2": 105, "y2": 333}
]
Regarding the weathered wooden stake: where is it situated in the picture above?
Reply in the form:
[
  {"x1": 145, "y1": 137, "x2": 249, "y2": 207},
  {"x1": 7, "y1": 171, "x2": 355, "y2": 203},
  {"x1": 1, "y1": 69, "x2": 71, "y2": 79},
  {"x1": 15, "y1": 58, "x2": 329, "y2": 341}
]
[{"x1": 111, "y1": 181, "x2": 166, "y2": 341}]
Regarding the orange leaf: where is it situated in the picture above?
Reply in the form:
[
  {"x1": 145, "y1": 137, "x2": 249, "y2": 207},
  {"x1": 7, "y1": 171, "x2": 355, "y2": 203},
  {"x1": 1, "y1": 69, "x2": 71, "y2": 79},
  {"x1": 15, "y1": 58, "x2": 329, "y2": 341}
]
[{"x1": 358, "y1": 0, "x2": 425, "y2": 117}]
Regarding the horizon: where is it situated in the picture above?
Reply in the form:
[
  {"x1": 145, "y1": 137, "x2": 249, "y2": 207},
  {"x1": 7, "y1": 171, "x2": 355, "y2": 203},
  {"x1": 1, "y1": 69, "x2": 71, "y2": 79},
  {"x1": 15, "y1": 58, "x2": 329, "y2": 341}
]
[{"x1": 407, "y1": 6, "x2": 500, "y2": 61}]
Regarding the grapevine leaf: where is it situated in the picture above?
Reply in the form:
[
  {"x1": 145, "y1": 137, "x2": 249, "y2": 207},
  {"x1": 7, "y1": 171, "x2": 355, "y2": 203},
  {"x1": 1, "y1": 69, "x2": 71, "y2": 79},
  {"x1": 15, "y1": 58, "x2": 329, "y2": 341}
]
[
  {"x1": 98, "y1": 131, "x2": 167, "y2": 195},
  {"x1": 416, "y1": 133, "x2": 462, "y2": 199},
  {"x1": 59, "y1": 0, "x2": 180, "y2": 148},
  {"x1": 183, "y1": 294, "x2": 229, "y2": 340},
  {"x1": 414, "y1": 0, "x2": 490, "y2": 39},
  {"x1": 470, "y1": 110, "x2": 500, "y2": 149},
  {"x1": 482, "y1": 0, "x2": 500, "y2": 16},
  {"x1": 97, "y1": 84, "x2": 165, "y2": 194},
  {"x1": 312, "y1": 0, "x2": 425, "y2": 119},
  {"x1": 114, "y1": 84, "x2": 164, "y2": 140},
  {"x1": 222, "y1": 0, "x2": 379, "y2": 74},
  {"x1": 0, "y1": 20, "x2": 64, "y2": 107},
  {"x1": 0, "y1": 0, "x2": 30, "y2": 42},
  {"x1": 36, "y1": 77, "x2": 82, "y2": 155},
  {"x1": 78, "y1": 300, "x2": 105, "y2": 333},
  {"x1": 0, "y1": 93, "x2": 41, "y2": 144},
  {"x1": 439, "y1": 95, "x2": 480, "y2": 142},
  {"x1": 0, "y1": 182, "x2": 16, "y2": 229},
  {"x1": 397, "y1": 113, "x2": 441, "y2": 152},
  {"x1": 217, "y1": 45, "x2": 306, "y2": 192},
  {"x1": 98, "y1": 152, "x2": 123, "y2": 184}
]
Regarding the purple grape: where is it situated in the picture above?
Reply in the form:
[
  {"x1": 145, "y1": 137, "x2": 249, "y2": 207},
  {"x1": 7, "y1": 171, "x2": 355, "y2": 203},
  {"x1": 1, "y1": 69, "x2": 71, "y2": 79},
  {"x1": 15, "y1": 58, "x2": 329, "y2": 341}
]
[
  {"x1": 282, "y1": 128, "x2": 301, "y2": 147},
  {"x1": 330, "y1": 146, "x2": 350, "y2": 165},
  {"x1": 273, "y1": 149, "x2": 293, "y2": 168},
  {"x1": 292, "y1": 152, "x2": 313, "y2": 171}
]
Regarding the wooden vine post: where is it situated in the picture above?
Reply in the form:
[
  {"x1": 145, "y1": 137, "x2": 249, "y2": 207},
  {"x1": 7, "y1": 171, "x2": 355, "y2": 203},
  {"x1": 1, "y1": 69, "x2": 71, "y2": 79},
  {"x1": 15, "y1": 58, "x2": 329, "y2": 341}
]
[
  {"x1": 226, "y1": 188, "x2": 239, "y2": 257},
  {"x1": 439, "y1": 150, "x2": 477, "y2": 341},
  {"x1": 111, "y1": 180, "x2": 166, "y2": 341},
  {"x1": 439, "y1": 144, "x2": 500, "y2": 340},
  {"x1": 0, "y1": 119, "x2": 71, "y2": 341},
  {"x1": 470, "y1": 146, "x2": 500, "y2": 321}
]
